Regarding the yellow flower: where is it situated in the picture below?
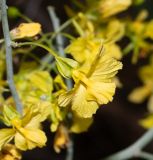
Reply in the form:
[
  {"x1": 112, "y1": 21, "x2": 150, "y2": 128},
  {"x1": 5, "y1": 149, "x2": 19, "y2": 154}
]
[
  {"x1": 99, "y1": 0, "x2": 132, "y2": 18},
  {"x1": 77, "y1": 12, "x2": 95, "y2": 35},
  {"x1": 105, "y1": 19, "x2": 125, "y2": 43},
  {"x1": 0, "y1": 105, "x2": 47, "y2": 151},
  {"x1": 0, "y1": 144, "x2": 21, "y2": 160},
  {"x1": 10, "y1": 23, "x2": 41, "y2": 39},
  {"x1": 15, "y1": 70, "x2": 53, "y2": 105},
  {"x1": 65, "y1": 35, "x2": 101, "y2": 63},
  {"x1": 53, "y1": 125, "x2": 69, "y2": 153},
  {"x1": 59, "y1": 46, "x2": 122, "y2": 118}
]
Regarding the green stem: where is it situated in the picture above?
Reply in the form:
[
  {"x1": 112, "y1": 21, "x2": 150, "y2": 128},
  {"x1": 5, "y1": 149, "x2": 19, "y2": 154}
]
[
  {"x1": 104, "y1": 128, "x2": 153, "y2": 160},
  {"x1": 0, "y1": 0, "x2": 23, "y2": 115},
  {"x1": 51, "y1": 16, "x2": 77, "y2": 40},
  {"x1": 19, "y1": 13, "x2": 32, "y2": 22},
  {"x1": 72, "y1": 19, "x2": 84, "y2": 36},
  {"x1": 14, "y1": 41, "x2": 58, "y2": 58},
  {"x1": 123, "y1": 43, "x2": 134, "y2": 56}
]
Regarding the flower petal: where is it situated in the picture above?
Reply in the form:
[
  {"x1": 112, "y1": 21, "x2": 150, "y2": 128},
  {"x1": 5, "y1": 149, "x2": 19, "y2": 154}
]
[
  {"x1": 87, "y1": 81, "x2": 115, "y2": 104},
  {"x1": 15, "y1": 128, "x2": 47, "y2": 151},
  {"x1": 70, "y1": 114, "x2": 93, "y2": 133},
  {"x1": 0, "y1": 129, "x2": 15, "y2": 150},
  {"x1": 128, "y1": 85, "x2": 151, "y2": 103},
  {"x1": 72, "y1": 85, "x2": 98, "y2": 118},
  {"x1": 90, "y1": 54, "x2": 123, "y2": 82}
]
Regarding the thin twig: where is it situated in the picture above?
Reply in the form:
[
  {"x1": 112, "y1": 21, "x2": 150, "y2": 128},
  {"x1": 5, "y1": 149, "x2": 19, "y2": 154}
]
[
  {"x1": 0, "y1": 0, "x2": 23, "y2": 115},
  {"x1": 137, "y1": 151, "x2": 153, "y2": 160},
  {"x1": 47, "y1": 6, "x2": 65, "y2": 57},
  {"x1": 104, "y1": 128, "x2": 153, "y2": 160},
  {"x1": 66, "y1": 134, "x2": 74, "y2": 160},
  {"x1": 47, "y1": 6, "x2": 73, "y2": 89},
  {"x1": 47, "y1": 6, "x2": 74, "y2": 160}
]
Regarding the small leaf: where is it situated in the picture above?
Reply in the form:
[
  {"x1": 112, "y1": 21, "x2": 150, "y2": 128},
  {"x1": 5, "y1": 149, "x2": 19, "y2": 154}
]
[{"x1": 56, "y1": 56, "x2": 78, "y2": 78}]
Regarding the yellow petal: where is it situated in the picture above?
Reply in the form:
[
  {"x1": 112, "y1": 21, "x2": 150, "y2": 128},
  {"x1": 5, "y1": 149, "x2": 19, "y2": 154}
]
[
  {"x1": 72, "y1": 85, "x2": 98, "y2": 118},
  {"x1": 0, "y1": 129, "x2": 15, "y2": 150},
  {"x1": 10, "y1": 23, "x2": 41, "y2": 39},
  {"x1": 0, "y1": 154, "x2": 15, "y2": 160},
  {"x1": 50, "y1": 103, "x2": 64, "y2": 132},
  {"x1": 87, "y1": 81, "x2": 115, "y2": 104},
  {"x1": 140, "y1": 115, "x2": 153, "y2": 129},
  {"x1": 15, "y1": 128, "x2": 47, "y2": 151},
  {"x1": 104, "y1": 43, "x2": 122, "y2": 60},
  {"x1": 105, "y1": 20, "x2": 125, "y2": 43},
  {"x1": 28, "y1": 71, "x2": 53, "y2": 93},
  {"x1": 128, "y1": 86, "x2": 151, "y2": 103},
  {"x1": 70, "y1": 114, "x2": 93, "y2": 133},
  {"x1": 58, "y1": 90, "x2": 74, "y2": 107},
  {"x1": 99, "y1": 0, "x2": 132, "y2": 18},
  {"x1": 65, "y1": 36, "x2": 101, "y2": 63},
  {"x1": 22, "y1": 102, "x2": 51, "y2": 128},
  {"x1": 144, "y1": 20, "x2": 153, "y2": 39},
  {"x1": 90, "y1": 54, "x2": 123, "y2": 82}
]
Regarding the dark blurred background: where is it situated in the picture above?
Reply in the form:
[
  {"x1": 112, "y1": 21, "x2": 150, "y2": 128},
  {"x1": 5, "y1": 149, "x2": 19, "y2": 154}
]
[{"x1": 1, "y1": 0, "x2": 153, "y2": 160}]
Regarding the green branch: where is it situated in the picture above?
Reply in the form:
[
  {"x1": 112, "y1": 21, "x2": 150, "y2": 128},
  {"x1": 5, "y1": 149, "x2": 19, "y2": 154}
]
[
  {"x1": 0, "y1": 0, "x2": 23, "y2": 115},
  {"x1": 14, "y1": 41, "x2": 58, "y2": 58}
]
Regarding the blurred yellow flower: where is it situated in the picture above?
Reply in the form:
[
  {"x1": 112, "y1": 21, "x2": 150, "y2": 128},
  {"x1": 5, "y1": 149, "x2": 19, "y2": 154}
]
[
  {"x1": 15, "y1": 70, "x2": 53, "y2": 105},
  {"x1": 53, "y1": 125, "x2": 69, "y2": 153},
  {"x1": 128, "y1": 85, "x2": 152, "y2": 103},
  {"x1": 129, "y1": 56, "x2": 153, "y2": 112},
  {"x1": 105, "y1": 19, "x2": 125, "y2": 43},
  {"x1": 140, "y1": 114, "x2": 153, "y2": 129},
  {"x1": 99, "y1": 0, "x2": 132, "y2": 18},
  {"x1": 0, "y1": 144, "x2": 21, "y2": 160},
  {"x1": 10, "y1": 23, "x2": 41, "y2": 39},
  {"x1": 145, "y1": 20, "x2": 153, "y2": 39}
]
